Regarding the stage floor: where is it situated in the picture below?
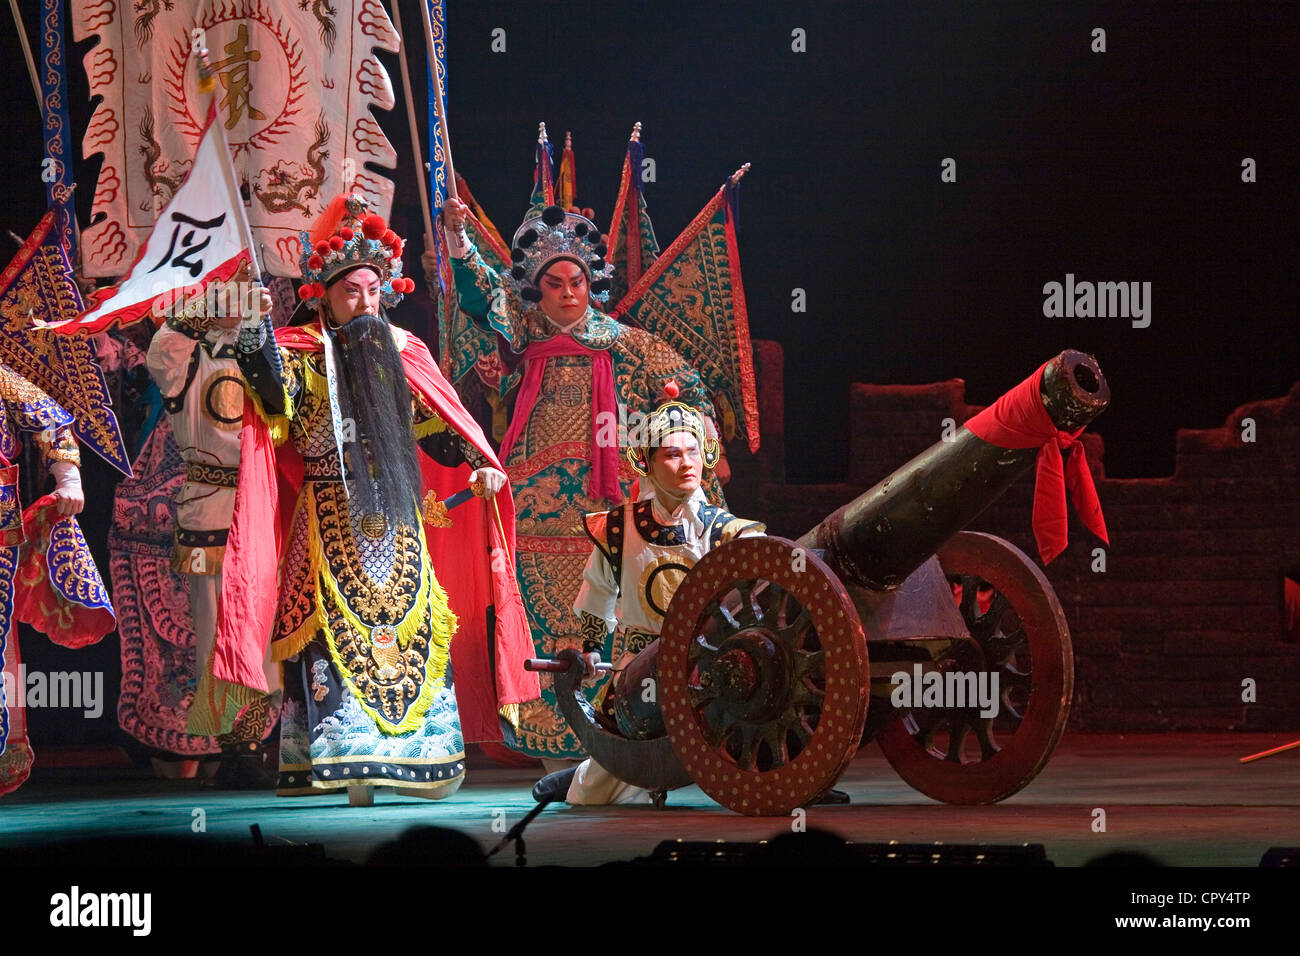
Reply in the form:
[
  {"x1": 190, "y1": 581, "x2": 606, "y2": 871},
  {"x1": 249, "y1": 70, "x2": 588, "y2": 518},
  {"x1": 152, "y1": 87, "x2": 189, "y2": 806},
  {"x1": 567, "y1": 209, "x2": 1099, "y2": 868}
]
[{"x1": 2, "y1": 733, "x2": 1296, "y2": 867}]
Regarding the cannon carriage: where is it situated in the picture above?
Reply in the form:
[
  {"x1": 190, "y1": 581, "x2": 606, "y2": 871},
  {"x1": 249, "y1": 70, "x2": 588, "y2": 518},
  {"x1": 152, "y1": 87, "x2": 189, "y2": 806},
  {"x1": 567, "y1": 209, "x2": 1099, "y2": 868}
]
[{"x1": 528, "y1": 351, "x2": 1109, "y2": 815}]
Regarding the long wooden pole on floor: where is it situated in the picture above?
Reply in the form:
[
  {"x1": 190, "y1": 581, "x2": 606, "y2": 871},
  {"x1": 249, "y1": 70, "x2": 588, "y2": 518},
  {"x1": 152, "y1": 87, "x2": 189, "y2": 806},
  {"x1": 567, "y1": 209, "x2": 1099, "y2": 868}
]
[{"x1": 1239, "y1": 737, "x2": 1300, "y2": 764}]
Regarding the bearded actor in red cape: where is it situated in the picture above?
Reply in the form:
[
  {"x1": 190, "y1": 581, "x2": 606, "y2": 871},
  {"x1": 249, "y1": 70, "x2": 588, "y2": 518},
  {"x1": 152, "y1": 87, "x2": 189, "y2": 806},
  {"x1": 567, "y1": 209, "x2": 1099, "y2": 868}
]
[{"x1": 189, "y1": 195, "x2": 538, "y2": 802}]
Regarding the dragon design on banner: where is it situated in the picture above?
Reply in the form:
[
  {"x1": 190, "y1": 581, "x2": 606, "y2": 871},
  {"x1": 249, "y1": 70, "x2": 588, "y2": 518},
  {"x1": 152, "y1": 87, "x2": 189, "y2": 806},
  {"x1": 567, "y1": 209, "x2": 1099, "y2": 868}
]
[{"x1": 73, "y1": 0, "x2": 399, "y2": 277}]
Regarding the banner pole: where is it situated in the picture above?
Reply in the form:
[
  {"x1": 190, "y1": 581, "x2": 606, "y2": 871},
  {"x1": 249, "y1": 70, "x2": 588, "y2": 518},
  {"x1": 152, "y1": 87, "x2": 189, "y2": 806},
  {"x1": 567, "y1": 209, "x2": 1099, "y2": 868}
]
[
  {"x1": 196, "y1": 44, "x2": 261, "y2": 277},
  {"x1": 388, "y1": 0, "x2": 435, "y2": 246}
]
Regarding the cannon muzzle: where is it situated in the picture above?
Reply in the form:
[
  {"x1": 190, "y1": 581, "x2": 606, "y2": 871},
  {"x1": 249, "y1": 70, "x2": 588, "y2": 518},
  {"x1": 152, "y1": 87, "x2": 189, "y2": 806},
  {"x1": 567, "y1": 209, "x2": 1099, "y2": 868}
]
[{"x1": 797, "y1": 350, "x2": 1108, "y2": 590}]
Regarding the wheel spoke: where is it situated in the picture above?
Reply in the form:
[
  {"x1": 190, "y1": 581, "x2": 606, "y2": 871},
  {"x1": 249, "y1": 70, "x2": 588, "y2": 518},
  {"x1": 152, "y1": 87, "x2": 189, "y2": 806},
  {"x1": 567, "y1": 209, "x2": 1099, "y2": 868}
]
[
  {"x1": 792, "y1": 648, "x2": 824, "y2": 679},
  {"x1": 958, "y1": 576, "x2": 977, "y2": 624},
  {"x1": 736, "y1": 724, "x2": 759, "y2": 771},
  {"x1": 771, "y1": 586, "x2": 792, "y2": 628},
  {"x1": 984, "y1": 626, "x2": 1027, "y2": 665},
  {"x1": 700, "y1": 701, "x2": 735, "y2": 748},
  {"x1": 981, "y1": 592, "x2": 1009, "y2": 631},
  {"x1": 691, "y1": 633, "x2": 721, "y2": 662},
  {"x1": 1002, "y1": 666, "x2": 1032, "y2": 692},
  {"x1": 735, "y1": 580, "x2": 758, "y2": 624},
  {"x1": 762, "y1": 726, "x2": 789, "y2": 769},
  {"x1": 711, "y1": 602, "x2": 741, "y2": 633},
  {"x1": 1000, "y1": 696, "x2": 1024, "y2": 723},
  {"x1": 974, "y1": 717, "x2": 1001, "y2": 759},
  {"x1": 688, "y1": 682, "x2": 716, "y2": 708},
  {"x1": 945, "y1": 717, "x2": 971, "y2": 762}
]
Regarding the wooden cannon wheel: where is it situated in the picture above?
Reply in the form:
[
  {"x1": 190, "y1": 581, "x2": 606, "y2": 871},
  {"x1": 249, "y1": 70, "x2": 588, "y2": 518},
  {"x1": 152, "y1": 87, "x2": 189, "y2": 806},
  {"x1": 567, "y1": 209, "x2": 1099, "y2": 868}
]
[
  {"x1": 658, "y1": 536, "x2": 869, "y2": 815},
  {"x1": 878, "y1": 531, "x2": 1074, "y2": 804}
]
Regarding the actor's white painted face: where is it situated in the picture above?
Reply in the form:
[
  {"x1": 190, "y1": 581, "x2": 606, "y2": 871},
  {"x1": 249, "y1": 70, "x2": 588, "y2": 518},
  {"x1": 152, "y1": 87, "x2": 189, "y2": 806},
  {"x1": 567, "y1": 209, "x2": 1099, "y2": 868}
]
[
  {"x1": 538, "y1": 260, "x2": 588, "y2": 328},
  {"x1": 650, "y1": 431, "x2": 703, "y2": 498},
  {"x1": 324, "y1": 267, "x2": 382, "y2": 326}
]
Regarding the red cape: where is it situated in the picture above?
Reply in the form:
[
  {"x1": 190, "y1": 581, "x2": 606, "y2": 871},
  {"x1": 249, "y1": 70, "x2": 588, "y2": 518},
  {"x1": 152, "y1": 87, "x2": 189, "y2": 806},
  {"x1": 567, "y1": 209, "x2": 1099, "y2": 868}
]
[{"x1": 204, "y1": 320, "x2": 537, "y2": 743}]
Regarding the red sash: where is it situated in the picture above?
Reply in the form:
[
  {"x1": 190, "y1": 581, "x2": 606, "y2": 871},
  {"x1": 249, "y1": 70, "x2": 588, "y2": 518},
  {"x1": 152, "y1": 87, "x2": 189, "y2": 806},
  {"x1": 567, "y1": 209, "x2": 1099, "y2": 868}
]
[{"x1": 499, "y1": 336, "x2": 621, "y2": 500}]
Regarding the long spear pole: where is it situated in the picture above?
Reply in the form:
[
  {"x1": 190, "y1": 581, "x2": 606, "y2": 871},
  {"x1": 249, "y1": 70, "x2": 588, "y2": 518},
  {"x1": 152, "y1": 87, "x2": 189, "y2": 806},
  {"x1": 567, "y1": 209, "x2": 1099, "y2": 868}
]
[
  {"x1": 196, "y1": 45, "x2": 261, "y2": 278},
  {"x1": 419, "y1": 0, "x2": 458, "y2": 204},
  {"x1": 7, "y1": 0, "x2": 41, "y2": 110},
  {"x1": 11, "y1": 2, "x2": 84, "y2": 267},
  {"x1": 389, "y1": 0, "x2": 435, "y2": 249}
]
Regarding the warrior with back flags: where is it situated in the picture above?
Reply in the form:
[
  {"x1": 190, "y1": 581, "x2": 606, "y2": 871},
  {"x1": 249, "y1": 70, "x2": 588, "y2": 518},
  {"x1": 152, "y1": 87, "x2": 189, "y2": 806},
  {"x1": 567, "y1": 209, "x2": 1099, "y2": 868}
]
[
  {"x1": 431, "y1": 123, "x2": 759, "y2": 765},
  {"x1": 438, "y1": 162, "x2": 723, "y2": 764}
]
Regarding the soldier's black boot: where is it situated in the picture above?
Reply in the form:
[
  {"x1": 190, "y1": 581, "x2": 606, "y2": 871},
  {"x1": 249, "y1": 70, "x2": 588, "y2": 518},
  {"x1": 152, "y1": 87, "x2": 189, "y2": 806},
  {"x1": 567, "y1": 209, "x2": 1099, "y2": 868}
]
[
  {"x1": 531, "y1": 766, "x2": 578, "y2": 804},
  {"x1": 213, "y1": 740, "x2": 276, "y2": 790},
  {"x1": 812, "y1": 788, "x2": 851, "y2": 805}
]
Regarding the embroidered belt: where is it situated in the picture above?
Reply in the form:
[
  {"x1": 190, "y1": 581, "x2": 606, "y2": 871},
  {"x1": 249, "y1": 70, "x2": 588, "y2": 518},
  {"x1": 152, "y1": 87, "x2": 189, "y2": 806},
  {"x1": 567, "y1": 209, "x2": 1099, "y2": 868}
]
[
  {"x1": 301, "y1": 452, "x2": 343, "y2": 482},
  {"x1": 616, "y1": 626, "x2": 659, "y2": 657},
  {"x1": 174, "y1": 526, "x2": 230, "y2": 549},
  {"x1": 186, "y1": 462, "x2": 240, "y2": 487}
]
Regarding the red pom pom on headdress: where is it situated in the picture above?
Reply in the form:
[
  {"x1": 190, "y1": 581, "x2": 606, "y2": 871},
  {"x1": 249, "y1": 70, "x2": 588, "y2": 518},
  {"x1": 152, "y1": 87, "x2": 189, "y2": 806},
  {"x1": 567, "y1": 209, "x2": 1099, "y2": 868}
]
[
  {"x1": 362, "y1": 214, "x2": 387, "y2": 240},
  {"x1": 664, "y1": 380, "x2": 680, "y2": 399}
]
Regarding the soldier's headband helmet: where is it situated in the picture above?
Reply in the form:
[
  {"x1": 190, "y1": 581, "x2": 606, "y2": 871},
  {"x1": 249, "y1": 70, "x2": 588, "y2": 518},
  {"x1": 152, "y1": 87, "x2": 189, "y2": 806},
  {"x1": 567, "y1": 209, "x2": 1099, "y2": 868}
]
[
  {"x1": 294, "y1": 194, "x2": 415, "y2": 321},
  {"x1": 507, "y1": 205, "x2": 614, "y2": 305},
  {"x1": 626, "y1": 380, "x2": 722, "y2": 476}
]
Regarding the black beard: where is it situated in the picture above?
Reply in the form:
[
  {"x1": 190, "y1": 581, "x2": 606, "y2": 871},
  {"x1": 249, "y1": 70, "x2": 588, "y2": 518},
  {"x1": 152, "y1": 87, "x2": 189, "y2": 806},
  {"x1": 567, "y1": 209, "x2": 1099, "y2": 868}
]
[{"x1": 327, "y1": 311, "x2": 422, "y2": 524}]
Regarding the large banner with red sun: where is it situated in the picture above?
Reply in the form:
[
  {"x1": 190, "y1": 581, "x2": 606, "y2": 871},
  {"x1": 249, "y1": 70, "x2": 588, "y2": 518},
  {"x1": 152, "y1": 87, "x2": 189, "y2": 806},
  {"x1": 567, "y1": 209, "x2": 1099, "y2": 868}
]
[{"x1": 73, "y1": 0, "x2": 401, "y2": 278}]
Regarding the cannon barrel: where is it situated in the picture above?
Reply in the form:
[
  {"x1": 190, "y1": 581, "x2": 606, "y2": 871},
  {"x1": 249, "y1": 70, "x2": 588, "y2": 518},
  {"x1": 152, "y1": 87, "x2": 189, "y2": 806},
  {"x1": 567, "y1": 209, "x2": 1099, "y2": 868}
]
[{"x1": 796, "y1": 350, "x2": 1108, "y2": 591}]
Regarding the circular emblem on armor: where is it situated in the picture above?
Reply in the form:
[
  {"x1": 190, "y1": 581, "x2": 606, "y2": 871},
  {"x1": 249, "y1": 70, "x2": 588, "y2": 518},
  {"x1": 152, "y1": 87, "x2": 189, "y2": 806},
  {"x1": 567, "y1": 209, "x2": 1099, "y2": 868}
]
[
  {"x1": 639, "y1": 556, "x2": 697, "y2": 624},
  {"x1": 360, "y1": 511, "x2": 388, "y2": 539},
  {"x1": 558, "y1": 384, "x2": 582, "y2": 407},
  {"x1": 203, "y1": 373, "x2": 247, "y2": 429}
]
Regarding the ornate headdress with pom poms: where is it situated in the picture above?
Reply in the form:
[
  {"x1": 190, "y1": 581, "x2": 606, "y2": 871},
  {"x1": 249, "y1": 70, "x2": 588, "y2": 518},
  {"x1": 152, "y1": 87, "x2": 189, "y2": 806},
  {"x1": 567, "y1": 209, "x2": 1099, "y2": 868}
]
[
  {"x1": 296, "y1": 194, "x2": 417, "y2": 315},
  {"x1": 625, "y1": 380, "x2": 721, "y2": 476},
  {"x1": 507, "y1": 204, "x2": 615, "y2": 306}
]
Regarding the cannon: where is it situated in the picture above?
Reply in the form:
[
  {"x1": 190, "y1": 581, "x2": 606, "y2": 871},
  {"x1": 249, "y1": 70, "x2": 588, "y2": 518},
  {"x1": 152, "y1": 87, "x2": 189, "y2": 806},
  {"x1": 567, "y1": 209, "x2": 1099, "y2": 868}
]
[{"x1": 528, "y1": 350, "x2": 1109, "y2": 815}]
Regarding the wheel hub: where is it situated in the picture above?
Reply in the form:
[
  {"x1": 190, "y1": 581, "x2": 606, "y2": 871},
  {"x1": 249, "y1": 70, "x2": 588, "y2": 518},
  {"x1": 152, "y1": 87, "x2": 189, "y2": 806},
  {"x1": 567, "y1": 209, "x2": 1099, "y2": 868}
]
[{"x1": 706, "y1": 630, "x2": 788, "y2": 722}]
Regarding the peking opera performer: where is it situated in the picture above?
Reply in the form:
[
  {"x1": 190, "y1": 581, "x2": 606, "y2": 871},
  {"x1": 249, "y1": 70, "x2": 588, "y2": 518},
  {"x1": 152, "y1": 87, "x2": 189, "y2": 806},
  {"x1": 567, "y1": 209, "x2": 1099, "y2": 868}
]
[{"x1": 191, "y1": 195, "x2": 538, "y2": 802}]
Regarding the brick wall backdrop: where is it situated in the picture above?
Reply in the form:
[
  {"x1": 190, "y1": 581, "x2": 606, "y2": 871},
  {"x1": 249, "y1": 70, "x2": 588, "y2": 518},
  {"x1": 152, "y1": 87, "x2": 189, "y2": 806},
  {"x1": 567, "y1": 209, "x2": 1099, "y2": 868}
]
[{"x1": 726, "y1": 342, "x2": 1300, "y2": 731}]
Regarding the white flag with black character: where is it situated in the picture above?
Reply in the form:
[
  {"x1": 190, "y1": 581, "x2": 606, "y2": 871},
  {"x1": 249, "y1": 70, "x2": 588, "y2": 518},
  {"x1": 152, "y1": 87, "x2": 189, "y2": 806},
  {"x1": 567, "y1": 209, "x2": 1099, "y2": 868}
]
[{"x1": 48, "y1": 112, "x2": 250, "y2": 335}]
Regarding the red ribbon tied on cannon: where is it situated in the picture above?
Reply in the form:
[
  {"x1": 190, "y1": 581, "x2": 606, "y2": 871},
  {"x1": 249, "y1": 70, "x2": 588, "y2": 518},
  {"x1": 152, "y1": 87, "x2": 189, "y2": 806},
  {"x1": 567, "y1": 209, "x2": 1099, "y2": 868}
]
[{"x1": 965, "y1": 362, "x2": 1109, "y2": 565}]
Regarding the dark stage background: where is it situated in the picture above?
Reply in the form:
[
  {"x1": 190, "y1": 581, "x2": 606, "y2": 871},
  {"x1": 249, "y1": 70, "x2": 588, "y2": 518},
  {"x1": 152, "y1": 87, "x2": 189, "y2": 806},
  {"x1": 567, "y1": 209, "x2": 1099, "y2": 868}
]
[{"x1": 1, "y1": 1, "x2": 1297, "y2": 746}]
